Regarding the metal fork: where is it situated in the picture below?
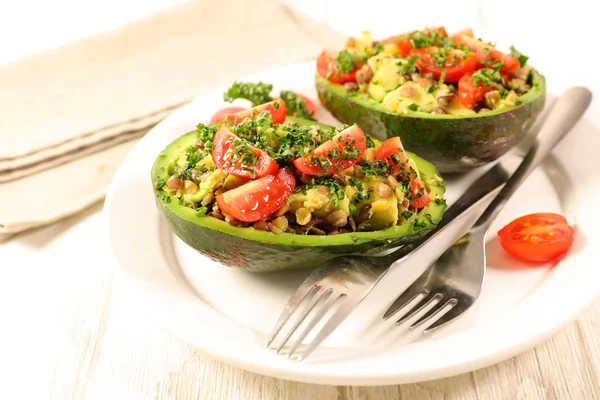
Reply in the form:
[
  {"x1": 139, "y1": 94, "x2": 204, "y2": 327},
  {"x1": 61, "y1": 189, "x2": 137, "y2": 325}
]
[
  {"x1": 264, "y1": 162, "x2": 511, "y2": 360},
  {"x1": 384, "y1": 86, "x2": 592, "y2": 333}
]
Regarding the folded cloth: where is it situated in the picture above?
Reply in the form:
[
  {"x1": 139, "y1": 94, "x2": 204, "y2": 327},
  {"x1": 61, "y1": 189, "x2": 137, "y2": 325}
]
[{"x1": 0, "y1": 0, "x2": 322, "y2": 239}]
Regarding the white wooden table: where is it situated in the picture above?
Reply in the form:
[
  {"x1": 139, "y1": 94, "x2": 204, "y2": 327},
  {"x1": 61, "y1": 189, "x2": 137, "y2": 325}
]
[
  {"x1": 1, "y1": 1, "x2": 599, "y2": 399},
  {"x1": 2, "y1": 207, "x2": 599, "y2": 399}
]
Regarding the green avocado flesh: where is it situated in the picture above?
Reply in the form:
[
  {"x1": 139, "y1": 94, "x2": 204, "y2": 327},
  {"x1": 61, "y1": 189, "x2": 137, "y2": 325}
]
[
  {"x1": 316, "y1": 69, "x2": 546, "y2": 173},
  {"x1": 151, "y1": 117, "x2": 446, "y2": 273}
]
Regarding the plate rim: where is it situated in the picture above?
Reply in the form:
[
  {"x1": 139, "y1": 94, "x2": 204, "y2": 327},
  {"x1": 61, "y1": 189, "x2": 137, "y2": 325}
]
[{"x1": 104, "y1": 60, "x2": 600, "y2": 386}]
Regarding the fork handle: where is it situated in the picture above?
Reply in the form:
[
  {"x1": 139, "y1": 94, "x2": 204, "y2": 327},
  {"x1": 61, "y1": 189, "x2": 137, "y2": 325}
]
[{"x1": 473, "y1": 86, "x2": 592, "y2": 230}]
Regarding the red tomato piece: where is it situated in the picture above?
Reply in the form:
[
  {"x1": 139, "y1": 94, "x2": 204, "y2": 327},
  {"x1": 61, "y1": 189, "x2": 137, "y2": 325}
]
[
  {"x1": 497, "y1": 213, "x2": 576, "y2": 263},
  {"x1": 293, "y1": 124, "x2": 366, "y2": 175},
  {"x1": 408, "y1": 178, "x2": 431, "y2": 210},
  {"x1": 375, "y1": 137, "x2": 431, "y2": 209},
  {"x1": 458, "y1": 72, "x2": 495, "y2": 108},
  {"x1": 216, "y1": 168, "x2": 296, "y2": 222},
  {"x1": 212, "y1": 125, "x2": 279, "y2": 179},
  {"x1": 375, "y1": 136, "x2": 409, "y2": 174},
  {"x1": 413, "y1": 47, "x2": 479, "y2": 82},
  {"x1": 316, "y1": 51, "x2": 360, "y2": 84},
  {"x1": 209, "y1": 106, "x2": 247, "y2": 124},
  {"x1": 453, "y1": 34, "x2": 519, "y2": 72},
  {"x1": 226, "y1": 99, "x2": 287, "y2": 125},
  {"x1": 294, "y1": 93, "x2": 317, "y2": 117}
]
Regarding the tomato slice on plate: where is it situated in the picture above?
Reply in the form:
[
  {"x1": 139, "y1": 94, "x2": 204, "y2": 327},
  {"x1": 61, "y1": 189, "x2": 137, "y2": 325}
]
[
  {"x1": 316, "y1": 51, "x2": 360, "y2": 84},
  {"x1": 458, "y1": 72, "x2": 495, "y2": 108},
  {"x1": 453, "y1": 34, "x2": 519, "y2": 72},
  {"x1": 216, "y1": 168, "x2": 296, "y2": 222},
  {"x1": 226, "y1": 99, "x2": 287, "y2": 125},
  {"x1": 413, "y1": 47, "x2": 479, "y2": 82},
  {"x1": 497, "y1": 213, "x2": 575, "y2": 263},
  {"x1": 212, "y1": 125, "x2": 278, "y2": 179},
  {"x1": 209, "y1": 106, "x2": 247, "y2": 124},
  {"x1": 293, "y1": 124, "x2": 366, "y2": 175},
  {"x1": 375, "y1": 137, "x2": 431, "y2": 209}
]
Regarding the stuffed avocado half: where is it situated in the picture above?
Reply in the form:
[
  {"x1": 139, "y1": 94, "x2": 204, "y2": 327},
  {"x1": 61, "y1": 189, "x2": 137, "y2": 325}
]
[
  {"x1": 315, "y1": 28, "x2": 546, "y2": 172},
  {"x1": 152, "y1": 108, "x2": 446, "y2": 272}
]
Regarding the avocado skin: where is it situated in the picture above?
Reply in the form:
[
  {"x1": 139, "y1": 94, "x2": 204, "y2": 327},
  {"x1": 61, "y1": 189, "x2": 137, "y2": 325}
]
[
  {"x1": 316, "y1": 70, "x2": 546, "y2": 173},
  {"x1": 152, "y1": 118, "x2": 446, "y2": 273}
]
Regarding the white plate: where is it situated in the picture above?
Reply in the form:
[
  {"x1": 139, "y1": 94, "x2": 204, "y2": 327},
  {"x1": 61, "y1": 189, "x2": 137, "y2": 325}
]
[{"x1": 105, "y1": 61, "x2": 600, "y2": 385}]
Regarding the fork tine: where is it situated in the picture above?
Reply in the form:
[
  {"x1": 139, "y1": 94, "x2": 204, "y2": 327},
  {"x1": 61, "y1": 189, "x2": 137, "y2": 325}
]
[
  {"x1": 396, "y1": 292, "x2": 444, "y2": 325},
  {"x1": 409, "y1": 298, "x2": 458, "y2": 330},
  {"x1": 265, "y1": 284, "x2": 321, "y2": 348},
  {"x1": 423, "y1": 298, "x2": 472, "y2": 333},
  {"x1": 271, "y1": 287, "x2": 330, "y2": 354},
  {"x1": 297, "y1": 294, "x2": 353, "y2": 361},
  {"x1": 285, "y1": 290, "x2": 337, "y2": 359},
  {"x1": 383, "y1": 270, "x2": 432, "y2": 320}
]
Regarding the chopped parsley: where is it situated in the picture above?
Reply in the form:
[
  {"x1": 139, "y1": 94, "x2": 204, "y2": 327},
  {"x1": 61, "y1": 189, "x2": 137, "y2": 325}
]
[
  {"x1": 408, "y1": 103, "x2": 420, "y2": 112},
  {"x1": 413, "y1": 219, "x2": 428, "y2": 230},
  {"x1": 280, "y1": 90, "x2": 314, "y2": 120},
  {"x1": 154, "y1": 176, "x2": 169, "y2": 190},
  {"x1": 223, "y1": 81, "x2": 273, "y2": 106},
  {"x1": 397, "y1": 55, "x2": 419, "y2": 76},
  {"x1": 178, "y1": 145, "x2": 208, "y2": 180},
  {"x1": 358, "y1": 160, "x2": 393, "y2": 177},
  {"x1": 349, "y1": 203, "x2": 357, "y2": 214},
  {"x1": 334, "y1": 50, "x2": 368, "y2": 75},
  {"x1": 196, "y1": 123, "x2": 218, "y2": 150},
  {"x1": 306, "y1": 178, "x2": 346, "y2": 208},
  {"x1": 409, "y1": 30, "x2": 454, "y2": 49},
  {"x1": 509, "y1": 46, "x2": 529, "y2": 67},
  {"x1": 401, "y1": 210, "x2": 413, "y2": 220},
  {"x1": 156, "y1": 191, "x2": 171, "y2": 203},
  {"x1": 372, "y1": 43, "x2": 385, "y2": 56},
  {"x1": 471, "y1": 68, "x2": 508, "y2": 97},
  {"x1": 438, "y1": 68, "x2": 447, "y2": 85},
  {"x1": 196, "y1": 207, "x2": 208, "y2": 216},
  {"x1": 365, "y1": 135, "x2": 376, "y2": 149},
  {"x1": 435, "y1": 198, "x2": 445, "y2": 205}
]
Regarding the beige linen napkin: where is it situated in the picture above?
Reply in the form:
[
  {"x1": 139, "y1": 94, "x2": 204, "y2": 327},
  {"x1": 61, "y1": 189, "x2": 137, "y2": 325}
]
[{"x1": 0, "y1": 0, "x2": 323, "y2": 240}]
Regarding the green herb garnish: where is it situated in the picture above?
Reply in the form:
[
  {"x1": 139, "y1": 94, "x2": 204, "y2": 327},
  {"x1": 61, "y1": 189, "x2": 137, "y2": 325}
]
[
  {"x1": 223, "y1": 81, "x2": 273, "y2": 106},
  {"x1": 280, "y1": 90, "x2": 314, "y2": 120},
  {"x1": 509, "y1": 46, "x2": 529, "y2": 67}
]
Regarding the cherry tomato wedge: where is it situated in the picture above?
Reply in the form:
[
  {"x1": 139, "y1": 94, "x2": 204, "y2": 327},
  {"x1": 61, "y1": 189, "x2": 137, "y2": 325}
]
[
  {"x1": 293, "y1": 124, "x2": 366, "y2": 175},
  {"x1": 216, "y1": 168, "x2": 296, "y2": 223},
  {"x1": 453, "y1": 34, "x2": 519, "y2": 72},
  {"x1": 212, "y1": 125, "x2": 278, "y2": 179},
  {"x1": 316, "y1": 51, "x2": 360, "y2": 84},
  {"x1": 294, "y1": 93, "x2": 317, "y2": 117},
  {"x1": 375, "y1": 137, "x2": 431, "y2": 209},
  {"x1": 497, "y1": 213, "x2": 575, "y2": 263},
  {"x1": 458, "y1": 72, "x2": 495, "y2": 108},
  {"x1": 226, "y1": 99, "x2": 287, "y2": 125},
  {"x1": 375, "y1": 136, "x2": 409, "y2": 174},
  {"x1": 209, "y1": 106, "x2": 247, "y2": 124},
  {"x1": 413, "y1": 47, "x2": 479, "y2": 83}
]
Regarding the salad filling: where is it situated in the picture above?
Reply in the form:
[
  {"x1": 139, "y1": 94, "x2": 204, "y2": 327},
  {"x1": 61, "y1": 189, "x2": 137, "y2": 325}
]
[
  {"x1": 154, "y1": 102, "x2": 442, "y2": 235},
  {"x1": 317, "y1": 27, "x2": 533, "y2": 114}
]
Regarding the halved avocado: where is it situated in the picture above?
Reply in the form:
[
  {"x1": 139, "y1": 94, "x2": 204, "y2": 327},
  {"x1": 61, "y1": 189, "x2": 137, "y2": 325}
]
[
  {"x1": 316, "y1": 69, "x2": 546, "y2": 173},
  {"x1": 151, "y1": 118, "x2": 446, "y2": 273}
]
